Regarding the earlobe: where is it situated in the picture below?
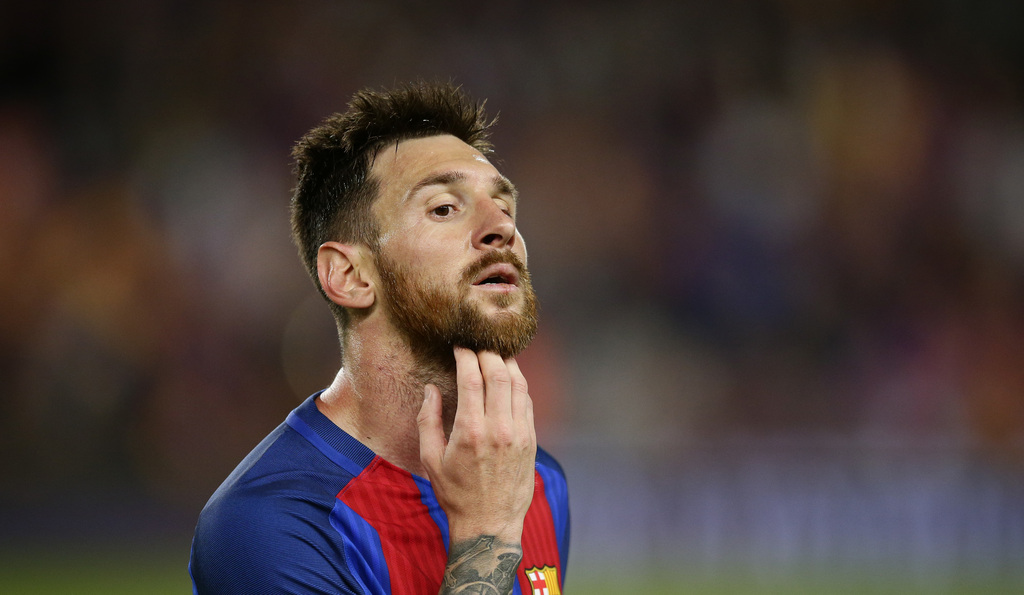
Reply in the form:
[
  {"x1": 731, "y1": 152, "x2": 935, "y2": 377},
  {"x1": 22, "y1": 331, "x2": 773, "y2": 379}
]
[{"x1": 317, "y1": 241, "x2": 375, "y2": 310}]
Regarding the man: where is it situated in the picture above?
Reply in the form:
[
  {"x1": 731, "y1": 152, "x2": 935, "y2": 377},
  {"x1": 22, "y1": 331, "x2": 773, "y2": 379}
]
[{"x1": 189, "y1": 82, "x2": 570, "y2": 595}]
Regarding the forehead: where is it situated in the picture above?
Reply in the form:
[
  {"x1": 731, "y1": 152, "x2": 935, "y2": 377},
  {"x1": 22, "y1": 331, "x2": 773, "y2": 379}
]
[{"x1": 370, "y1": 134, "x2": 497, "y2": 199}]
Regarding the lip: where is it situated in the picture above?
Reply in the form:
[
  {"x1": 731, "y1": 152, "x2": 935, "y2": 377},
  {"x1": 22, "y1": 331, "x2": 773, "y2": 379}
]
[{"x1": 471, "y1": 263, "x2": 520, "y2": 288}]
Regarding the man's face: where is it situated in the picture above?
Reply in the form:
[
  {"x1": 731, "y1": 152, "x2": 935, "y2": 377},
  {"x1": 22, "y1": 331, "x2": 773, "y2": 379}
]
[{"x1": 368, "y1": 135, "x2": 538, "y2": 359}]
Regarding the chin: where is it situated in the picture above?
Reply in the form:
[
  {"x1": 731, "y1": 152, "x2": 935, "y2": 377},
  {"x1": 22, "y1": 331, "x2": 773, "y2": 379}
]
[{"x1": 475, "y1": 292, "x2": 522, "y2": 312}]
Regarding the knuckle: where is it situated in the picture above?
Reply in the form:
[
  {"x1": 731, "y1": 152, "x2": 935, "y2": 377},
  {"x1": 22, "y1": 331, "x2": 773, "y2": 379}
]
[
  {"x1": 486, "y1": 368, "x2": 512, "y2": 388},
  {"x1": 459, "y1": 422, "x2": 484, "y2": 443},
  {"x1": 491, "y1": 423, "x2": 515, "y2": 446},
  {"x1": 460, "y1": 377, "x2": 485, "y2": 393}
]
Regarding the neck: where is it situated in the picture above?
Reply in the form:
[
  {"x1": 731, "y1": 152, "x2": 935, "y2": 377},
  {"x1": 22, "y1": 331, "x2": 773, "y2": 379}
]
[{"x1": 316, "y1": 324, "x2": 458, "y2": 476}]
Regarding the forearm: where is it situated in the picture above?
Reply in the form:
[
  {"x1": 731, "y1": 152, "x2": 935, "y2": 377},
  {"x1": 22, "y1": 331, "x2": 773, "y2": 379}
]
[{"x1": 439, "y1": 535, "x2": 522, "y2": 595}]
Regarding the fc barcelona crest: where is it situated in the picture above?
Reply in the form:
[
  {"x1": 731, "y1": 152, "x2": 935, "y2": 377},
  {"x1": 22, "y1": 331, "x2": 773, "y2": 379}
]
[{"x1": 525, "y1": 566, "x2": 561, "y2": 595}]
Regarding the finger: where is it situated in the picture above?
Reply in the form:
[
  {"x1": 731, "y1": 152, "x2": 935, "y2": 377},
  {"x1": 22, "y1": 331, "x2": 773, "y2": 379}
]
[
  {"x1": 478, "y1": 350, "x2": 512, "y2": 417},
  {"x1": 505, "y1": 357, "x2": 531, "y2": 423},
  {"x1": 417, "y1": 384, "x2": 446, "y2": 474},
  {"x1": 454, "y1": 346, "x2": 485, "y2": 422}
]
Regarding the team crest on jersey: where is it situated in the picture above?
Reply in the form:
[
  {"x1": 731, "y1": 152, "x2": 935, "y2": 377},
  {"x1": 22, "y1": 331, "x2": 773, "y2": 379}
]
[{"x1": 525, "y1": 566, "x2": 560, "y2": 595}]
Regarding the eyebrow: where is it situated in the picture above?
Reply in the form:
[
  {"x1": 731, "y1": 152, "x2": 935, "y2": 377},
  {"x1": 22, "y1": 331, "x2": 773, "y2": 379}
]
[{"x1": 406, "y1": 171, "x2": 519, "y2": 203}]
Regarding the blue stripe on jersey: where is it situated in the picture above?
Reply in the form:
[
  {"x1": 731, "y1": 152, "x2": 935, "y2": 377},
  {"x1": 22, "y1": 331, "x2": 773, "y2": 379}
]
[
  {"x1": 536, "y1": 455, "x2": 570, "y2": 573},
  {"x1": 289, "y1": 392, "x2": 378, "y2": 469},
  {"x1": 330, "y1": 499, "x2": 392, "y2": 595},
  {"x1": 286, "y1": 409, "x2": 367, "y2": 477},
  {"x1": 513, "y1": 577, "x2": 524, "y2": 595},
  {"x1": 411, "y1": 474, "x2": 450, "y2": 551}
]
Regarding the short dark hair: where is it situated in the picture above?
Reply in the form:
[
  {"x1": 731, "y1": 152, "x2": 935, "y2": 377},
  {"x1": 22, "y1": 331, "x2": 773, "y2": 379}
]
[{"x1": 290, "y1": 81, "x2": 496, "y2": 326}]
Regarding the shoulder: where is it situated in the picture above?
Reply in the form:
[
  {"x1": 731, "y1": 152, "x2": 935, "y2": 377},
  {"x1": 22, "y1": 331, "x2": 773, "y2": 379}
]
[
  {"x1": 190, "y1": 422, "x2": 365, "y2": 594},
  {"x1": 534, "y1": 446, "x2": 572, "y2": 569},
  {"x1": 536, "y1": 446, "x2": 567, "y2": 480},
  {"x1": 535, "y1": 445, "x2": 570, "y2": 518}
]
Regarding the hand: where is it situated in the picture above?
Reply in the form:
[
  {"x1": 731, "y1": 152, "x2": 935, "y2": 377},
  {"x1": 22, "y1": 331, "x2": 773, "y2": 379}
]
[{"x1": 417, "y1": 347, "x2": 537, "y2": 545}]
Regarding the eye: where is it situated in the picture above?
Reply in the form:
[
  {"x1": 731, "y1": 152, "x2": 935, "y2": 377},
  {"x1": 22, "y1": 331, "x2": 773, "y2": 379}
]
[
  {"x1": 431, "y1": 204, "x2": 454, "y2": 217},
  {"x1": 495, "y1": 199, "x2": 514, "y2": 218}
]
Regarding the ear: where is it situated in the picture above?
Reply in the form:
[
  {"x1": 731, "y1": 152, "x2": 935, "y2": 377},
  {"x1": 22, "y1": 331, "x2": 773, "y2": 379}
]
[{"x1": 317, "y1": 241, "x2": 375, "y2": 310}]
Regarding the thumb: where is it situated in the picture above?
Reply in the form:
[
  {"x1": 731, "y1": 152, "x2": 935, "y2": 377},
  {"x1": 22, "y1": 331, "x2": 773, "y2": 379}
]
[{"x1": 417, "y1": 384, "x2": 446, "y2": 474}]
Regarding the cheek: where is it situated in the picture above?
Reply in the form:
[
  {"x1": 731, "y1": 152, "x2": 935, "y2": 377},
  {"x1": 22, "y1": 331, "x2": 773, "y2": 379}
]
[
  {"x1": 404, "y1": 237, "x2": 464, "y2": 279},
  {"x1": 382, "y1": 220, "x2": 444, "y2": 260}
]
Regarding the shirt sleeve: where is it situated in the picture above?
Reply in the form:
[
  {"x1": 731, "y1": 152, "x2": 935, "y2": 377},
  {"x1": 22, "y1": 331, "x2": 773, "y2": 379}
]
[
  {"x1": 536, "y1": 447, "x2": 571, "y2": 574},
  {"x1": 189, "y1": 487, "x2": 366, "y2": 595}
]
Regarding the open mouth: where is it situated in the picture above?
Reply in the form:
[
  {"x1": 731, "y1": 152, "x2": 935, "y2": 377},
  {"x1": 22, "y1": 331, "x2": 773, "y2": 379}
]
[
  {"x1": 472, "y1": 263, "x2": 519, "y2": 287},
  {"x1": 478, "y1": 274, "x2": 511, "y2": 285}
]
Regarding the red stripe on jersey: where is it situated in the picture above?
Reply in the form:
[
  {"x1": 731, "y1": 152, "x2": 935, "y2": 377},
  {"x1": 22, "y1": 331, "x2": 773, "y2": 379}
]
[
  {"x1": 338, "y1": 457, "x2": 448, "y2": 595},
  {"x1": 517, "y1": 470, "x2": 562, "y2": 592}
]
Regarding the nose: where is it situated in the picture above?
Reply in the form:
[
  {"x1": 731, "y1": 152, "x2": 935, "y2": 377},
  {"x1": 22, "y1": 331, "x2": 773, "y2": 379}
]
[{"x1": 473, "y1": 198, "x2": 516, "y2": 250}]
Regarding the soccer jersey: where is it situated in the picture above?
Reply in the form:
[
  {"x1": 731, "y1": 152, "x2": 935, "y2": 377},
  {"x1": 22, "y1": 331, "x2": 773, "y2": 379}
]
[{"x1": 189, "y1": 393, "x2": 570, "y2": 594}]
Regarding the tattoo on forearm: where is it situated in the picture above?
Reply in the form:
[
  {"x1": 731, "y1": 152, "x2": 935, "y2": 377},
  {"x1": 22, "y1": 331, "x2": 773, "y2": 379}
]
[{"x1": 440, "y1": 535, "x2": 522, "y2": 595}]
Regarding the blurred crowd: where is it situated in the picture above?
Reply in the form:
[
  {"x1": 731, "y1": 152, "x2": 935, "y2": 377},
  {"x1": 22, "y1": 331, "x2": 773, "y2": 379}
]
[{"x1": 2, "y1": 0, "x2": 1023, "y2": 555}]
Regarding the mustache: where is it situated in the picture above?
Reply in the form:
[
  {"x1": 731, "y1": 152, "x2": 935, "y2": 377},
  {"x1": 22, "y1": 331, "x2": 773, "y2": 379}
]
[{"x1": 460, "y1": 250, "x2": 528, "y2": 285}]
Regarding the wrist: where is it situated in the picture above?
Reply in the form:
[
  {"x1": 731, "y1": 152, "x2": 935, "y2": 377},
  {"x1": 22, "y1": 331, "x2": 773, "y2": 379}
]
[
  {"x1": 448, "y1": 520, "x2": 524, "y2": 548},
  {"x1": 441, "y1": 534, "x2": 523, "y2": 594}
]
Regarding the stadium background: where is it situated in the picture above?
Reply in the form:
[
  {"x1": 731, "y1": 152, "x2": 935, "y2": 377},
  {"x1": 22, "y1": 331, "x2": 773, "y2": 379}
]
[{"x1": 2, "y1": 1, "x2": 1023, "y2": 592}]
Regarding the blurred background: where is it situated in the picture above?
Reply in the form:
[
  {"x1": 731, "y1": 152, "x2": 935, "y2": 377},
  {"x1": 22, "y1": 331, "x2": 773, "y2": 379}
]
[{"x1": 2, "y1": 0, "x2": 1024, "y2": 592}]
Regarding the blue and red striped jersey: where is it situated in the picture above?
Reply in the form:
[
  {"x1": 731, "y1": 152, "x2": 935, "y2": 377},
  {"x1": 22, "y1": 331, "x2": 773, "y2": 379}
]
[{"x1": 189, "y1": 393, "x2": 570, "y2": 594}]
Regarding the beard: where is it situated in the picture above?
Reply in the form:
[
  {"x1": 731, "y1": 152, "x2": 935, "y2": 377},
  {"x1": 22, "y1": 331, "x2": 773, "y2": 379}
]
[{"x1": 373, "y1": 248, "x2": 539, "y2": 361}]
